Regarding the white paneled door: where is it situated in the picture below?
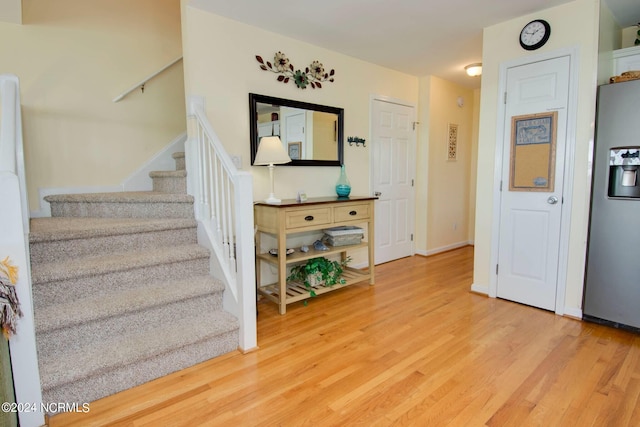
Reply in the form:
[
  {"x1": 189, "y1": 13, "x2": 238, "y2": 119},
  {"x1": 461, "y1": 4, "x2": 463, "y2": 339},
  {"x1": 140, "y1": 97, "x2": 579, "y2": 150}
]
[
  {"x1": 497, "y1": 55, "x2": 570, "y2": 311},
  {"x1": 371, "y1": 99, "x2": 415, "y2": 264},
  {"x1": 281, "y1": 107, "x2": 306, "y2": 158}
]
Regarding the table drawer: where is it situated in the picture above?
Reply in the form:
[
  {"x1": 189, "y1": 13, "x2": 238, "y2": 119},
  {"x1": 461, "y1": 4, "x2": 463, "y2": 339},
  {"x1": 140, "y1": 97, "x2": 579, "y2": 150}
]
[
  {"x1": 333, "y1": 203, "x2": 371, "y2": 222},
  {"x1": 285, "y1": 207, "x2": 332, "y2": 229}
]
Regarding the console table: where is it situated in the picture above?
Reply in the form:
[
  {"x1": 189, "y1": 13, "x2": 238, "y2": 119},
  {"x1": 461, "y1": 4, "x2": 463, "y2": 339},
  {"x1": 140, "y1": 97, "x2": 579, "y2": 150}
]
[{"x1": 254, "y1": 196, "x2": 376, "y2": 314}]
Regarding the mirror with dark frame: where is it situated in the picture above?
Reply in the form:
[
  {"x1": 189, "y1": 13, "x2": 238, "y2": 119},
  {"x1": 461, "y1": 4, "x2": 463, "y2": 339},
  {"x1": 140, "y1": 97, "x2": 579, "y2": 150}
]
[{"x1": 249, "y1": 93, "x2": 344, "y2": 166}]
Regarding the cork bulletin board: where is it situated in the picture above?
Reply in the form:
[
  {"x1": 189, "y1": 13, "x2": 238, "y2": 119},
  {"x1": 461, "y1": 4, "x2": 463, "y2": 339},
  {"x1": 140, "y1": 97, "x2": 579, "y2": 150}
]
[{"x1": 509, "y1": 111, "x2": 557, "y2": 192}]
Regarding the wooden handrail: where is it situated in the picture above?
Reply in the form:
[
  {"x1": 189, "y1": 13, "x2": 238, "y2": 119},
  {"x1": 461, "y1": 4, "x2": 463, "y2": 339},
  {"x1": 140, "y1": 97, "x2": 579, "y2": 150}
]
[{"x1": 112, "y1": 56, "x2": 183, "y2": 102}]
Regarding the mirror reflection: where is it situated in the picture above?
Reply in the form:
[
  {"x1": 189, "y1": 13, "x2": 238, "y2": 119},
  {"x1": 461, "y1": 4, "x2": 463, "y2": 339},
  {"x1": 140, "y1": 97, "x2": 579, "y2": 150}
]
[{"x1": 249, "y1": 93, "x2": 344, "y2": 166}]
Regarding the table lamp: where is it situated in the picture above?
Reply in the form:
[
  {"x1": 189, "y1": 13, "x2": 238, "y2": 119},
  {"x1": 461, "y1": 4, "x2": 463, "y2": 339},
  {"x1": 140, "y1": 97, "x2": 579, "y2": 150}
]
[{"x1": 254, "y1": 136, "x2": 291, "y2": 204}]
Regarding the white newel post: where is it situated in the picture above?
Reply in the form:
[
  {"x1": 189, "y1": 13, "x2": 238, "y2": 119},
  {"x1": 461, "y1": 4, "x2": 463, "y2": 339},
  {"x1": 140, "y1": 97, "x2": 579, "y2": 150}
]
[
  {"x1": 234, "y1": 172, "x2": 257, "y2": 351},
  {"x1": 1, "y1": 74, "x2": 45, "y2": 427}
]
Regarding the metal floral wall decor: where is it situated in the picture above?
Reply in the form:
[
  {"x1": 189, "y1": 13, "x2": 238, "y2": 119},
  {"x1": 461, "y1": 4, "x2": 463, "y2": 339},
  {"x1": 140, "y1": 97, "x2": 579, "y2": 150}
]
[{"x1": 256, "y1": 51, "x2": 335, "y2": 89}]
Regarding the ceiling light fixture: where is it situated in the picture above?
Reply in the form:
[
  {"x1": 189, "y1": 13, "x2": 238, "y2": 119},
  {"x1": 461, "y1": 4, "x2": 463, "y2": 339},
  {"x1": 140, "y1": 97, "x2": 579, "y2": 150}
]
[{"x1": 465, "y1": 63, "x2": 482, "y2": 77}]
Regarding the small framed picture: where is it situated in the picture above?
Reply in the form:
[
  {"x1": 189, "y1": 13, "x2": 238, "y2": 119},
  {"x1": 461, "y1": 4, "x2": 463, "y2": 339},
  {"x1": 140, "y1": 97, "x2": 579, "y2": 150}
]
[
  {"x1": 447, "y1": 123, "x2": 458, "y2": 161},
  {"x1": 288, "y1": 141, "x2": 301, "y2": 160}
]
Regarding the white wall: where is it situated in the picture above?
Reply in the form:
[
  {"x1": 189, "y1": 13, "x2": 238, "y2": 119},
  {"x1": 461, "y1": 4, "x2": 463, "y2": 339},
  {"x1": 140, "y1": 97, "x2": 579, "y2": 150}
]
[
  {"x1": 474, "y1": 0, "x2": 600, "y2": 315},
  {"x1": 181, "y1": 4, "x2": 419, "y2": 203},
  {"x1": 0, "y1": 0, "x2": 185, "y2": 210}
]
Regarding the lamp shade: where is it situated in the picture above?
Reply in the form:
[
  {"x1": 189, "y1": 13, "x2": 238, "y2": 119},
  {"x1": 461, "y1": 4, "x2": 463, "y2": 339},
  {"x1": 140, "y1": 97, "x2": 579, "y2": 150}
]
[{"x1": 254, "y1": 136, "x2": 291, "y2": 165}]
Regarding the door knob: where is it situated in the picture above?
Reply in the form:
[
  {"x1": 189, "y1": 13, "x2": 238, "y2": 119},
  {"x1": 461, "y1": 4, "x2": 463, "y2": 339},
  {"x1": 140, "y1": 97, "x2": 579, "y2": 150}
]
[
  {"x1": 547, "y1": 196, "x2": 558, "y2": 205},
  {"x1": 374, "y1": 191, "x2": 382, "y2": 197}
]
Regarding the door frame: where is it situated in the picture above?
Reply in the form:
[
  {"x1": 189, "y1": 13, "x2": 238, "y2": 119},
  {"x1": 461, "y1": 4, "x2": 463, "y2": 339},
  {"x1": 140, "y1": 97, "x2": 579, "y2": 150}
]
[
  {"x1": 368, "y1": 94, "x2": 418, "y2": 262},
  {"x1": 489, "y1": 47, "x2": 580, "y2": 315}
]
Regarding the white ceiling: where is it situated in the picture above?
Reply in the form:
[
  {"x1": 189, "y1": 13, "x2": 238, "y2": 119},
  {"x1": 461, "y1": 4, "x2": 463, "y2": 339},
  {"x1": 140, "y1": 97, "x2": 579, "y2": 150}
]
[{"x1": 192, "y1": 0, "x2": 640, "y2": 89}]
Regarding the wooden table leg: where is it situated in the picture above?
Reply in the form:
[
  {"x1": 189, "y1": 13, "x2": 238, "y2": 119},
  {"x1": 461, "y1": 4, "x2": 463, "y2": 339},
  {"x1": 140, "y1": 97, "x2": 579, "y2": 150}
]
[{"x1": 278, "y1": 230, "x2": 287, "y2": 314}]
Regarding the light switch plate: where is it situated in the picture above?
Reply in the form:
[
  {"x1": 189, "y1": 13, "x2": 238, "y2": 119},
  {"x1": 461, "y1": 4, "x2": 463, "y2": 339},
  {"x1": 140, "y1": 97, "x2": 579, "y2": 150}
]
[{"x1": 231, "y1": 155, "x2": 242, "y2": 169}]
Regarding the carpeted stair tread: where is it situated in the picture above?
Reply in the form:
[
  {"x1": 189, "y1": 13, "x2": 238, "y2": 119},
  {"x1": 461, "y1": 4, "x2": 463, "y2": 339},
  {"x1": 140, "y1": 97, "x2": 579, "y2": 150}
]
[
  {"x1": 172, "y1": 152, "x2": 186, "y2": 171},
  {"x1": 31, "y1": 244, "x2": 210, "y2": 284},
  {"x1": 30, "y1": 217, "x2": 196, "y2": 242},
  {"x1": 44, "y1": 191, "x2": 193, "y2": 204},
  {"x1": 35, "y1": 275, "x2": 223, "y2": 334},
  {"x1": 149, "y1": 170, "x2": 187, "y2": 178},
  {"x1": 40, "y1": 310, "x2": 239, "y2": 391},
  {"x1": 34, "y1": 154, "x2": 240, "y2": 406}
]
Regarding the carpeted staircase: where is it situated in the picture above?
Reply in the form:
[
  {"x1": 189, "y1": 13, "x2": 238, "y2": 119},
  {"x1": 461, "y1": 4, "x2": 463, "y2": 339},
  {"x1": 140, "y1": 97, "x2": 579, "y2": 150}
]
[{"x1": 29, "y1": 152, "x2": 239, "y2": 407}]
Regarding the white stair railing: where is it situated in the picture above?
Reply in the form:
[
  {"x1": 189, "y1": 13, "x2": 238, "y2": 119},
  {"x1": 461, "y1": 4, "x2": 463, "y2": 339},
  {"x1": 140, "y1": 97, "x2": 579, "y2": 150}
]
[
  {"x1": 186, "y1": 97, "x2": 256, "y2": 352},
  {"x1": 0, "y1": 74, "x2": 45, "y2": 427}
]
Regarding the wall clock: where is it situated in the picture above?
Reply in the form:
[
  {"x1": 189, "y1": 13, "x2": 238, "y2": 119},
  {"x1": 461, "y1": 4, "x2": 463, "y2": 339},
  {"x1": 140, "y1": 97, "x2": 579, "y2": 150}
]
[{"x1": 519, "y1": 19, "x2": 551, "y2": 51}]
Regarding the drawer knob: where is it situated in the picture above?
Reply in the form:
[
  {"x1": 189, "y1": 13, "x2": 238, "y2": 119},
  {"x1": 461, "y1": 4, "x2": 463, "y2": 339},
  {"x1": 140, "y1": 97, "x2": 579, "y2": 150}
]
[
  {"x1": 349, "y1": 210, "x2": 357, "y2": 216},
  {"x1": 304, "y1": 215, "x2": 314, "y2": 221}
]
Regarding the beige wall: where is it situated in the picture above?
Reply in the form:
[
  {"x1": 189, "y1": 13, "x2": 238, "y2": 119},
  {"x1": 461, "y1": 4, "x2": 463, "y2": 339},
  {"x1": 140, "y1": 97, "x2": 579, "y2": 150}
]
[
  {"x1": 421, "y1": 76, "x2": 476, "y2": 254},
  {"x1": 312, "y1": 112, "x2": 338, "y2": 160},
  {"x1": 0, "y1": 0, "x2": 185, "y2": 210},
  {"x1": 621, "y1": 26, "x2": 639, "y2": 48},
  {"x1": 468, "y1": 88, "x2": 480, "y2": 242},
  {"x1": 0, "y1": 0, "x2": 21, "y2": 24},
  {"x1": 474, "y1": 0, "x2": 600, "y2": 314},
  {"x1": 181, "y1": 4, "x2": 419, "y2": 203},
  {"x1": 181, "y1": 5, "x2": 485, "y2": 259},
  {"x1": 414, "y1": 78, "x2": 431, "y2": 253},
  {"x1": 597, "y1": 1, "x2": 621, "y2": 85}
]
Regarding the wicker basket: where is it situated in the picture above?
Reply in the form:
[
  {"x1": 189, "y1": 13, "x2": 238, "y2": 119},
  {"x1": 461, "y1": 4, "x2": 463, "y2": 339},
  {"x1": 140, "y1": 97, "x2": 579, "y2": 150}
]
[
  {"x1": 323, "y1": 226, "x2": 364, "y2": 246},
  {"x1": 610, "y1": 70, "x2": 640, "y2": 84},
  {"x1": 325, "y1": 234, "x2": 363, "y2": 246},
  {"x1": 306, "y1": 272, "x2": 339, "y2": 287}
]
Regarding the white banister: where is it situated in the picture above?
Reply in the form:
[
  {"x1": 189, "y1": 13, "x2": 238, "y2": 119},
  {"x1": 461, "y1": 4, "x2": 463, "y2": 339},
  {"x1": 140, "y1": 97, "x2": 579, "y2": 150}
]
[
  {"x1": 112, "y1": 56, "x2": 183, "y2": 103},
  {"x1": 0, "y1": 74, "x2": 45, "y2": 427},
  {"x1": 186, "y1": 98, "x2": 257, "y2": 351}
]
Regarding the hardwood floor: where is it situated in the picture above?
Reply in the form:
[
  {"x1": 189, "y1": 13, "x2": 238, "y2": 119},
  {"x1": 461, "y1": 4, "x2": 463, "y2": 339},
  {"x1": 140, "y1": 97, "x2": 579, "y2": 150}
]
[{"x1": 49, "y1": 246, "x2": 640, "y2": 426}]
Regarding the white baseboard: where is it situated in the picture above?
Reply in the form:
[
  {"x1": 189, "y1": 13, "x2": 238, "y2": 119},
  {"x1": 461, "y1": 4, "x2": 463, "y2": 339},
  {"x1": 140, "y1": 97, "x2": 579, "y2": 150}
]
[
  {"x1": 30, "y1": 133, "x2": 187, "y2": 218},
  {"x1": 421, "y1": 240, "x2": 473, "y2": 257},
  {"x1": 470, "y1": 283, "x2": 489, "y2": 295}
]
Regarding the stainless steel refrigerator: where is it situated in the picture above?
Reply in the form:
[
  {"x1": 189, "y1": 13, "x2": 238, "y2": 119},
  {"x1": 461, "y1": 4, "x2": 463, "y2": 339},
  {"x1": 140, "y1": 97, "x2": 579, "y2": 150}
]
[{"x1": 583, "y1": 79, "x2": 640, "y2": 332}]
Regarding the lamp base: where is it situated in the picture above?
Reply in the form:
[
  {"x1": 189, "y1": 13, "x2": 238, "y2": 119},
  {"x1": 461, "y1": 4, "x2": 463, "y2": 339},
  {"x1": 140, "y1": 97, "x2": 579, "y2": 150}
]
[{"x1": 264, "y1": 194, "x2": 281, "y2": 204}]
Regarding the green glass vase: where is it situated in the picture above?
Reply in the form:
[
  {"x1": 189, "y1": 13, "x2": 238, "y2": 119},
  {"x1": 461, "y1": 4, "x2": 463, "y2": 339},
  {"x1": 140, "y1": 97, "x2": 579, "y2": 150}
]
[{"x1": 335, "y1": 164, "x2": 351, "y2": 198}]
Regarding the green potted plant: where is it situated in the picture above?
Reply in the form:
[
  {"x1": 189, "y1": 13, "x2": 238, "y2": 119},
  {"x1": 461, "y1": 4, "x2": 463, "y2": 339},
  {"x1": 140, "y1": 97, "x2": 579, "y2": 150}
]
[{"x1": 287, "y1": 256, "x2": 351, "y2": 299}]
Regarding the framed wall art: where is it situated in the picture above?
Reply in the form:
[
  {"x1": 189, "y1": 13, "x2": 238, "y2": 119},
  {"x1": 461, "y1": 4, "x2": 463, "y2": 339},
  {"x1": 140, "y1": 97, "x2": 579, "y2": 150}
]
[
  {"x1": 448, "y1": 123, "x2": 458, "y2": 161},
  {"x1": 288, "y1": 141, "x2": 302, "y2": 160}
]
